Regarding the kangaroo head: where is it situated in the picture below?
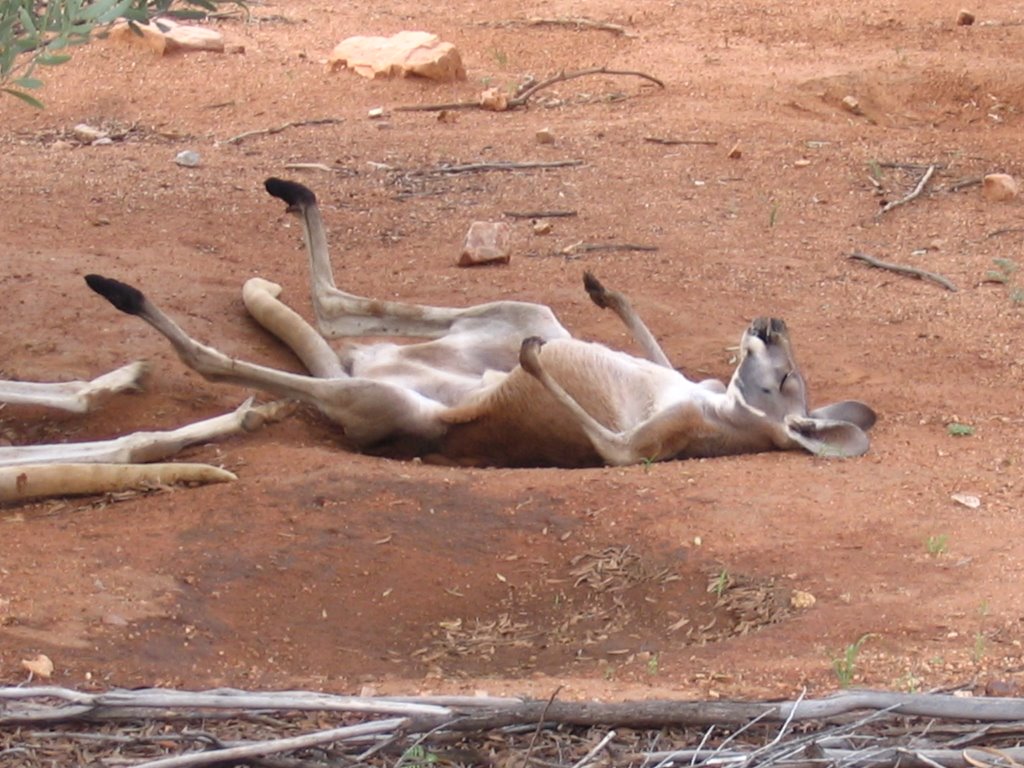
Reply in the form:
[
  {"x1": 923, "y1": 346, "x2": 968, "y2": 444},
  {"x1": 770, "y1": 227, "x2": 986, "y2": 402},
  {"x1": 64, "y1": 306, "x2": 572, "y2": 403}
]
[{"x1": 728, "y1": 317, "x2": 876, "y2": 457}]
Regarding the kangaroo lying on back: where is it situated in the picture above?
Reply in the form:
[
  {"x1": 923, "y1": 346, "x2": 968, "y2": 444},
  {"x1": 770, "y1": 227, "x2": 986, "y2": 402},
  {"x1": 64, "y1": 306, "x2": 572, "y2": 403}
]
[{"x1": 84, "y1": 178, "x2": 875, "y2": 467}]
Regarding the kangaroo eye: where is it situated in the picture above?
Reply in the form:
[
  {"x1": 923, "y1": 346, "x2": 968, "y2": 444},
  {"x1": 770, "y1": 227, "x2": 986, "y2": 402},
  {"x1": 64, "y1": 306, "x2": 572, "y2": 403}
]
[{"x1": 781, "y1": 371, "x2": 802, "y2": 394}]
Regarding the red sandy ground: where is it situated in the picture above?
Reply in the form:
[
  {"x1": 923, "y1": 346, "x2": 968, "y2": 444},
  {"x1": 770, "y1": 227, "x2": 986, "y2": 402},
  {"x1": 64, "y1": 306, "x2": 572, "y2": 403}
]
[{"x1": 1, "y1": 0, "x2": 1023, "y2": 701}]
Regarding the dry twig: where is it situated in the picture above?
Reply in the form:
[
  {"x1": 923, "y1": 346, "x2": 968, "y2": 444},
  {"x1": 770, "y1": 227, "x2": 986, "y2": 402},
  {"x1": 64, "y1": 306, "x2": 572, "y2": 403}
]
[
  {"x1": 504, "y1": 210, "x2": 578, "y2": 219},
  {"x1": 410, "y1": 160, "x2": 584, "y2": 176},
  {"x1": 987, "y1": 226, "x2": 1024, "y2": 238},
  {"x1": 133, "y1": 719, "x2": 405, "y2": 768},
  {"x1": 848, "y1": 251, "x2": 958, "y2": 292},
  {"x1": 562, "y1": 241, "x2": 658, "y2": 256},
  {"x1": 223, "y1": 118, "x2": 344, "y2": 145},
  {"x1": 644, "y1": 136, "x2": 718, "y2": 146},
  {"x1": 483, "y1": 16, "x2": 635, "y2": 36},
  {"x1": 878, "y1": 164, "x2": 936, "y2": 214},
  {"x1": 395, "y1": 67, "x2": 664, "y2": 113},
  {"x1": 949, "y1": 176, "x2": 984, "y2": 192}
]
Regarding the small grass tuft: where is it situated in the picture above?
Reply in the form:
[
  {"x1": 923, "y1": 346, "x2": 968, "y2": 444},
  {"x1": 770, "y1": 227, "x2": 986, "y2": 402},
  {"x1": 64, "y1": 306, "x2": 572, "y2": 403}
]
[
  {"x1": 832, "y1": 633, "x2": 874, "y2": 687},
  {"x1": 926, "y1": 534, "x2": 948, "y2": 556},
  {"x1": 707, "y1": 568, "x2": 731, "y2": 598},
  {"x1": 946, "y1": 422, "x2": 975, "y2": 437}
]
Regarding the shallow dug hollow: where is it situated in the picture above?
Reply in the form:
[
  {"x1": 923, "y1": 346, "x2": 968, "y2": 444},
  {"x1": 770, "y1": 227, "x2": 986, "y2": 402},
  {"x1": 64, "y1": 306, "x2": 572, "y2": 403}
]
[{"x1": 1, "y1": 0, "x2": 1024, "y2": 700}]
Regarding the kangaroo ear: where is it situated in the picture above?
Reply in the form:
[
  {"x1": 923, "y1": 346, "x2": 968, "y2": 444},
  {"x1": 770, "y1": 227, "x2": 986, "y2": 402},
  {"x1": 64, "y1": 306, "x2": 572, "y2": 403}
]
[
  {"x1": 810, "y1": 400, "x2": 877, "y2": 431},
  {"x1": 784, "y1": 415, "x2": 871, "y2": 458}
]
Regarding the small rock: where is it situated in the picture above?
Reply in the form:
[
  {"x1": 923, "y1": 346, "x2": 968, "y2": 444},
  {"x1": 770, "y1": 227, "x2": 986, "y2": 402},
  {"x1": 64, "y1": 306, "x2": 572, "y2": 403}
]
[
  {"x1": 794, "y1": 158, "x2": 811, "y2": 167},
  {"x1": 106, "y1": 19, "x2": 168, "y2": 54},
  {"x1": 367, "y1": 107, "x2": 385, "y2": 118},
  {"x1": 163, "y1": 23, "x2": 224, "y2": 53},
  {"x1": 790, "y1": 590, "x2": 816, "y2": 609},
  {"x1": 951, "y1": 492, "x2": 981, "y2": 509},
  {"x1": 957, "y1": 9, "x2": 976, "y2": 25},
  {"x1": 532, "y1": 220, "x2": 553, "y2": 235},
  {"x1": 535, "y1": 127, "x2": 556, "y2": 145},
  {"x1": 91, "y1": 137, "x2": 113, "y2": 146},
  {"x1": 21, "y1": 654, "x2": 54, "y2": 679},
  {"x1": 982, "y1": 173, "x2": 1018, "y2": 202},
  {"x1": 459, "y1": 221, "x2": 512, "y2": 266},
  {"x1": 436, "y1": 110, "x2": 458, "y2": 124},
  {"x1": 841, "y1": 95, "x2": 863, "y2": 115},
  {"x1": 174, "y1": 150, "x2": 201, "y2": 167},
  {"x1": 106, "y1": 18, "x2": 224, "y2": 55},
  {"x1": 727, "y1": 142, "x2": 742, "y2": 159},
  {"x1": 72, "y1": 123, "x2": 108, "y2": 143},
  {"x1": 479, "y1": 87, "x2": 508, "y2": 112}
]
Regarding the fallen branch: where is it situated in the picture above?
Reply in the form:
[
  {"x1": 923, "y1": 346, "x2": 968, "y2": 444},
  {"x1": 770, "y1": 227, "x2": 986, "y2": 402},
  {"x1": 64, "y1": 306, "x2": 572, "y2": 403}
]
[
  {"x1": 409, "y1": 160, "x2": 584, "y2": 176},
  {"x1": 13, "y1": 687, "x2": 1024, "y2": 768},
  {"x1": 878, "y1": 164, "x2": 936, "y2": 214},
  {"x1": 644, "y1": 136, "x2": 718, "y2": 146},
  {"x1": 282, "y1": 162, "x2": 339, "y2": 173},
  {"x1": 223, "y1": 118, "x2": 344, "y2": 145},
  {"x1": 879, "y1": 161, "x2": 946, "y2": 171},
  {"x1": 482, "y1": 17, "x2": 635, "y2": 36},
  {"x1": 0, "y1": 687, "x2": 454, "y2": 726},
  {"x1": 562, "y1": 241, "x2": 658, "y2": 256},
  {"x1": 134, "y1": 718, "x2": 405, "y2": 768},
  {"x1": 12, "y1": 687, "x2": 1024, "y2": 728},
  {"x1": 504, "y1": 210, "x2": 578, "y2": 219},
  {"x1": 949, "y1": 176, "x2": 983, "y2": 192},
  {"x1": 848, "y1": 251, "x2": 958, "y2": 292},
  {"x1": 511, "y1": 67, "x2": 664, "y2": 106},
  {"x1": 987, "y1": 226, "x2": 1024, "y2": 238},
  {"x1": 395, "y1": 67, "x2": 664, "y2": 113}
]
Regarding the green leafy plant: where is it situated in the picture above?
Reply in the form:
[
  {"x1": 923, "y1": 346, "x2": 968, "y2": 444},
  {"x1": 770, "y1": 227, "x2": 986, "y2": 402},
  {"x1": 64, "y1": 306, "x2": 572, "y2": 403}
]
[
  {"x1": 832, "y1": 633, "x2": 873, "y2": 687},
  {"x1": 399, "y1": 745, "x2": 439, "y2": 768},
  {"x1": 985, "y1": 258, "x2": 1024, "y2": 306},
  {"x1": 867, "y1": 159, "x2": 884, "y2": 184},
  {"x1": 925, "y1": 534, "x2": 948, "y2": 556},
  {"x1": 972, "y1": 632, "x2": 987, "y2": 663},
  {"x1": 971, "y1": 601, "x2": 991, "y2": 663},
  {"x1": 646, "y1": 653, "x2": 660, "y2": 676},
  {"x1": 946, "y1": 422, "x2": 975, "y2": 437},
  {"x1": 1, "y1": 0, "x2": 243, "y2": 107},
  {"x1": 707, "y1": 568, "x2": 731, "y2": 598}
]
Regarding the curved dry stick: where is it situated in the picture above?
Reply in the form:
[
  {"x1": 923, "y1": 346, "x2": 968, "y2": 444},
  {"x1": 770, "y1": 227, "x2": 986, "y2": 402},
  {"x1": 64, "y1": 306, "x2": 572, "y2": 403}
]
[
  {"x1": 394, "y1": 67, "x2": 664, "y2": 113},
  {"x1": 848, "y1": 251, "x2": 958, "y2": 292},
  {"x1": 878, "y1": 164, "x2": 935, "y2": 214},
  {"x1": 508, "y1": 66, "x2": 665, "y2": 107}
]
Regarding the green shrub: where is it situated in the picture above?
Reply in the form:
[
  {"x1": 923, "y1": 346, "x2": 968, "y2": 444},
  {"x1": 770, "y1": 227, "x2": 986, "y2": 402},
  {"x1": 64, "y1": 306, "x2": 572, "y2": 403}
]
[{"x1": 1, "y1": 0, "x2": 241, "y2": 107}]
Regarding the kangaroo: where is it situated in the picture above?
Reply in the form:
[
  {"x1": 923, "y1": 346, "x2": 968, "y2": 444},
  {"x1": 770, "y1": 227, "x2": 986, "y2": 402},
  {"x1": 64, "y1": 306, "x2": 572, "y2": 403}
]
[{"x1": 83, "y1": 178, "x2": 875, "y2": 468}]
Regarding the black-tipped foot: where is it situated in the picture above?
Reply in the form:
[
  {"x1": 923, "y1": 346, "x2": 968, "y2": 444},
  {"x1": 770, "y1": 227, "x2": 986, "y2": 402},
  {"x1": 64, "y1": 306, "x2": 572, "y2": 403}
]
[
  {"x1": 264, "y1": 178, "x2": 317, "y2": 211},
  {"x1": 518, "y1": 336, "x2": 546, "y2": 377},
  {"x1": 582, "y1": 271, "x2": 610, "y2": 309},
  {"x1": 85, "y1": 274, "x2": 146, "y2": 316}
]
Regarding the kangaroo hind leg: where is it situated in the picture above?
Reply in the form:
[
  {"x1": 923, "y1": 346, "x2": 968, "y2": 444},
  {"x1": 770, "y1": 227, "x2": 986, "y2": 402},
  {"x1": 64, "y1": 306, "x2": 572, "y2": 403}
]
[{"x1": 265, "y1": 178, "x2": 469, "y2": 339}]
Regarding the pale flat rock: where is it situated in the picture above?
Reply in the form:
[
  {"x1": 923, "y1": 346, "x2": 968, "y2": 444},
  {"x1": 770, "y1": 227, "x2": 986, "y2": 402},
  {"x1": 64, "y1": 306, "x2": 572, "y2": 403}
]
[
  {"x1": 459, "y1": 222, "x2": 512, "y2": 266},
  {"x1": 163, "y1": 24, "x2": 225, "y2": 53},
  {"x1": 329, "y1": 31, "x2": 466, "y2": 82},
  {"x1": 105, "y1": 18, "x2": 224, "y2": 55}
]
